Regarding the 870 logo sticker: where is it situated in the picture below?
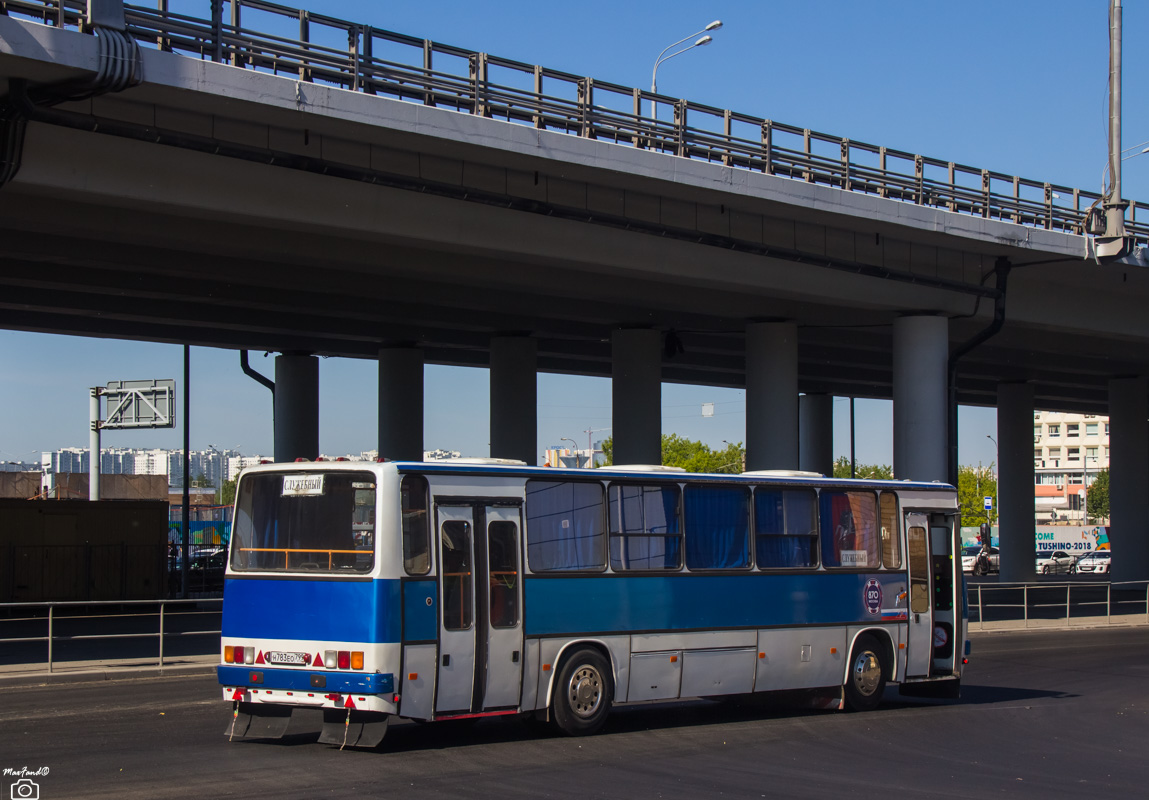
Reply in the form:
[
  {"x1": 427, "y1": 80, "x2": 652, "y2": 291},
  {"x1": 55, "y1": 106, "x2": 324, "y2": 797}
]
[{"x1": 864, "y1": 579, "x2": 883, "y2": 615}]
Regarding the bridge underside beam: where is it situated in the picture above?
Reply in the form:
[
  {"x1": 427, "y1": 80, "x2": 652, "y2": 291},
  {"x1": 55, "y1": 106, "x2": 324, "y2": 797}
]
[{"x1": 0, "y1": 40, "x2": 1143, "y2": 417}]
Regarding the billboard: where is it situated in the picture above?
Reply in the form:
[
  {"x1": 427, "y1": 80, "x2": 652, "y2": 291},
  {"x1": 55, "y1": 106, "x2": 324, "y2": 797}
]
[{"x1": 960, "y1": 525, "x2": 1110, "y2": 553}]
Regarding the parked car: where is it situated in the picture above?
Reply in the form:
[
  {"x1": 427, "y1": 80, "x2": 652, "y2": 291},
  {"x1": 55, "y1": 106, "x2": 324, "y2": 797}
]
[
  {"x1": 961, "y1": 545, "x2": 999, "y2": 575},
  {"x1": 1073, "y1": 550, "x2": 1111, "y2": 575},
  {"x1": 1035, "y1": 550, "x2": 1076, "y2": 575},
  {"x1": 189, "y1": 550, "x2": 227, "y2": 591},
  {"x1": 169, "y1": 549, "x2": 227, "y2": 594}
]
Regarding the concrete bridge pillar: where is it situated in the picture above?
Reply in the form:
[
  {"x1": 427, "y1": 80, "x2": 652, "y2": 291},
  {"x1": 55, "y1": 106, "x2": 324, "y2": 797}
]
[
  {"x1": 378, "y1": 346, "x2": 424, "y2": 461},
  {"x1": 612, "y1": 328, "x2": 661, "y2": 465},
  {"x1": 273, "y1": 353, "x2": 319, "y2": 463},
  {"x1": 746, "y1": 321, "x2": 798, "y2": 471},
  {"x1": 490, "y1": 335, "x2": 537, "y2": 465},
  {"x1": 799, "y1": 393, "x2": 834, "y2": 477},
  {"x1": 893, "y1": 315, "x2": 948, "y2": 481},
  {"x1": 1109, "y1": 377, "x2": 1149, "y2": 582},
  {"x1": 997, "y1": 382, "x2": 1036, "y2": 583}
]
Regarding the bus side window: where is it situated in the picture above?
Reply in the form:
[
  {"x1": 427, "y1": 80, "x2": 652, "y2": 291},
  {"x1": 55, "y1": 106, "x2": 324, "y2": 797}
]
[
  {"x1": 907, "y1": 525, "x2": 930, "y2": 613},
  {"x1": 683, "y1": 484, "x2": 749, "y2": 570},
  {"x1": 819, "y1": 491, "x2": 879, "y2": 568},
  {"x1": 402, "y1": 475, "x2": 431, "y2": 575},
  {"x1": 610, "y1": 483, "x2": 682, "y2": 571},
  {"x1": 879, "y1": 492, "x2": 901, "y2": 568},
  {"x1": 755, "y1": 488, "x2": 817, "y2": 568},
  {"x1": 525, "y1": 480, "x2": 606, "y2": 571}
]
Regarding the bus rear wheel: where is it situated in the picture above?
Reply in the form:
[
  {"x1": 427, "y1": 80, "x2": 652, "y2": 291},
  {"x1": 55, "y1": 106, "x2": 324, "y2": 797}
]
[
  {"x1": 843, "y1": 634, "x2": 887, "y2": 712},
  {"x1": 552, "y1": 647, "x2": 613, "y2": 736}
]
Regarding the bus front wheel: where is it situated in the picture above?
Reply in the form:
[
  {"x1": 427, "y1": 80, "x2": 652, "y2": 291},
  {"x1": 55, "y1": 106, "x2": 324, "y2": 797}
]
[
  {"x1": 843, "y1": 634, "x2": 887, "y2": 712},
  {"x1": 552, "y1": 647, "x2": 613, "y2": 736}
]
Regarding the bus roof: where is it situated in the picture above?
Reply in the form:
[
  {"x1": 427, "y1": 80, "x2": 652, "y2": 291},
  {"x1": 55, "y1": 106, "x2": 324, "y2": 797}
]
[
  {"x1": 389, "y1": 461, "x2": 955, "y2": 491},
  {"x1": 234, "y1": 459, "x2": 954, "y2": 492}
]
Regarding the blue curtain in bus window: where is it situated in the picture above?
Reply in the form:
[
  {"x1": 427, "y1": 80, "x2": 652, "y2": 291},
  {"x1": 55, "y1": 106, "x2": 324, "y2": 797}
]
[
  {"x1": 755, "y1": 489, "x2": 817, "y2": 568},
  {"x1": 608, "y1": 484, "x2": 680, "y2": 570},
  {"x1": 684, "y1": 485, "x2": 750, "y2": 569},
  {"x1": 819, "y1": 491, "x2": 879, "y2": 568},
  {"x1": 609, "y1": 534, "x2": 681, "y2": 570},
  {"x1": 525, "y1": 481, "x2": 605, "y2": 571}
]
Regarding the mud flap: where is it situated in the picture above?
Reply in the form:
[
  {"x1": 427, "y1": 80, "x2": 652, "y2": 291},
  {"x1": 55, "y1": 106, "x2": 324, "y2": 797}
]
[
  {"x1": 318, "y1": 709, "x2": 389, "y2": 748},
  {"x1": 225, "y1": 702, "x2": 293, "y2": 739},
  {"x1": 899, "y1": 678, "x2": 961, "y2": 699}
]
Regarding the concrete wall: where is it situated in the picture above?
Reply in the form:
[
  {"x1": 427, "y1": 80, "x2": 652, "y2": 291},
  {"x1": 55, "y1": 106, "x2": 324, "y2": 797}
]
[
  {"x1": 52, "y1": 474, "x2": 169, "y2": 501},
  {"x1": 0, "y1": 472, "x2": 40, "y2": 499},
  {"x1": 0, "y1": 499, "x2": 169, "y2": 601}
]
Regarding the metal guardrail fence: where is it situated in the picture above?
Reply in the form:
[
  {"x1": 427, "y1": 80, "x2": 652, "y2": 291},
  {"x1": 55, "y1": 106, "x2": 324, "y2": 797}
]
[
  {"x1": 3, "y1": 0, "x2": 1148, "y2": 247},
  {"x1": 0, "y1": 598, "x2": 222, "y2": 672},
  {"x1": 969, "y1": 580, "x2": 1149, "y2": 629}
]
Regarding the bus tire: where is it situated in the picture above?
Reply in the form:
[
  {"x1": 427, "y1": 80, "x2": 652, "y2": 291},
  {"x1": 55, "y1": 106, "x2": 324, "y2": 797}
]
[
  {"x1": 843, "y1": 634, "x2": 887, "y2": 712},
  {"x1": 552, "y1": 647, "x2": 613, "y2": 736}
]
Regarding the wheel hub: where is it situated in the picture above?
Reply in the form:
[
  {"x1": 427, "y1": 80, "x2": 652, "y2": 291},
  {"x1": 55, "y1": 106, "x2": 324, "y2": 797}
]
[
  {"x1": 568, "y1": 665, "x2": 602, "y2": 717},
  {"x1": 852, "y1": 651, "x2": 882, "y2": 697}
]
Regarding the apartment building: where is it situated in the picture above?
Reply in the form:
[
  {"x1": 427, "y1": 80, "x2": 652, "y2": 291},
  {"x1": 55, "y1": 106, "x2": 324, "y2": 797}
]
[{"x1": 1033, "y1": 411, "x2": 1109, "y2": 523}]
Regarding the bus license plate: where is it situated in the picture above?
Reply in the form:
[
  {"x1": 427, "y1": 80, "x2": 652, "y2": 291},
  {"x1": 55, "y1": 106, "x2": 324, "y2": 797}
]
[{"x1": 267, "y1": 651, "x2": 309, "y2": 665}]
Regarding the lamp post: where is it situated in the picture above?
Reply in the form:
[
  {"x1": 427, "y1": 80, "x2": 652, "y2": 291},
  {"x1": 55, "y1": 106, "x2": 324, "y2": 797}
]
[
  {"x1": 560, "y1": 437, "x2": 580, "y2": 468},
  {"x1": 986, "y1": 434, "x2": 999, "y2": 527},
  {"x1": 650, "y1": 20, "x2": 722, "y2": 120},
  {"x1": 1082, "y1": 430, "x2": 1089, "y2": 527}
]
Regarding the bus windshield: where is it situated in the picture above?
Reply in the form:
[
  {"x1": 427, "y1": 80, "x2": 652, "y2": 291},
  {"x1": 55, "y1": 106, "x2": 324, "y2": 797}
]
[{"x1": 230, "y1": 471, "x2": 376, "y2": 574}]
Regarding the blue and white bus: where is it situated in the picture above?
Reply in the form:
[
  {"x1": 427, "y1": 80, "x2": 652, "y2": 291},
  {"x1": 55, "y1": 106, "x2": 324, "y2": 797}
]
[{"x1": 218, "y1": 459, "x2": 965, "y2": 747}]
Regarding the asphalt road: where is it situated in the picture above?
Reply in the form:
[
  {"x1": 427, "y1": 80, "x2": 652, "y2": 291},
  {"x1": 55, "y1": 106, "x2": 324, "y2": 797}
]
[{"x1": 2, "y1": 628, "x2": 1147, "y2": 799}]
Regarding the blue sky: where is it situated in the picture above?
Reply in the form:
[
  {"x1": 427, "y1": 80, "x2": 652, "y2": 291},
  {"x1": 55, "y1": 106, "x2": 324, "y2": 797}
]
[{"x1": 0, "y1": 1, "x2": 1140, "y2": 467}]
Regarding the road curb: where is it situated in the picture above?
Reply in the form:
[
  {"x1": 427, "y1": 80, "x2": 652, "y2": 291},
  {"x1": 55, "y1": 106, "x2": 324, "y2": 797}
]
[{"x1": 0, "y1": 662, "x2": 217, "y2": 688}]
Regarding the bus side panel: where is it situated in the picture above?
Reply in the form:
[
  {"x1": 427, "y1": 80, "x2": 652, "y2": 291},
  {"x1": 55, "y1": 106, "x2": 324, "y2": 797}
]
[
  {"x1": 534, "y1": 636, "x2": 629, "y2": 709},
  {"x1": 520, "y1": 638, "x2": 541, "y2": 710},
  {"x1": 400, "y1": 644, "x2": 437, "y2": 720},
  {"x1": 402, "y1": 580, "x2": 437, "y2": 641},
  {"x1": 754, "y1": 628, "x2": 845, "y2": 691},
  {"x1": 523, "y1": 573, "x2": 908, "y2": 635}
]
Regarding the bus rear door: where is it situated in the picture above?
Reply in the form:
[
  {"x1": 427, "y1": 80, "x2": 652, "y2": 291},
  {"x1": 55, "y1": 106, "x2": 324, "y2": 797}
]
[{"x1": 434, "y1": 503, "x2": 524, "y2": 715}]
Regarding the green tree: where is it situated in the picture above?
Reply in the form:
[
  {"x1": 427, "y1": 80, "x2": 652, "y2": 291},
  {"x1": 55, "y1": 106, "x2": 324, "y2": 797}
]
[
  {"x1": 191, "y1": 472, "x2": 213, "y2": 488},
  {"x1": 1086, "y1": 469, "x2": 1109, "y2": 523},
  {"x1": 597, "y1": 435, "x2": 744, "y2": 473},
  {"x1": 957, "y1": 464, "x2": 997, "y2": 527},
  {"x1": 218, "y1": 479, "x2": 237, "y2": 507},
  {"x1": 831, "y1": 456, "x2": 893, "y2": 480},
  {"x1": 599, "y1": 437, "x2": 613, "y2": 466}
]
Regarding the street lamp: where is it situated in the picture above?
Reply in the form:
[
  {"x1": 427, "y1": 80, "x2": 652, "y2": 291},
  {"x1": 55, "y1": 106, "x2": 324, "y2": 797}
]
[
  {"x1": 1082, "y1": 432, "x2": 1089, "y2": 527},
  {"x1": 986, "y1": 435, "x2": 999, "y2": 527},
  {"x1": 560, "y1": 437, "x2": 580, "y2": 468},
  {"x1": 650, "y1": 20, "x2": 722, "y2": 120}
]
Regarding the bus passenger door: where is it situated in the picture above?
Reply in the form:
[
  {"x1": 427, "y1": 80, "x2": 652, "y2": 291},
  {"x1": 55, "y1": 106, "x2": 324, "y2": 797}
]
[
  {"x1": 904, "y1": 512, "x2": 933, "y2": 677},
  {"x1": 481, "y1": 505, "x2": 523, "y2": 709},
  {"x1": 435, "y1": 506, "x2": 476, "y2": 713}
]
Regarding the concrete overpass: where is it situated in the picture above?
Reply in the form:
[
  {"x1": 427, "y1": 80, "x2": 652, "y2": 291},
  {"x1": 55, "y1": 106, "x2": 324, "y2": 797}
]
[{"x1": 2, "y1": 1, "x2": 1148, "y2": 580}]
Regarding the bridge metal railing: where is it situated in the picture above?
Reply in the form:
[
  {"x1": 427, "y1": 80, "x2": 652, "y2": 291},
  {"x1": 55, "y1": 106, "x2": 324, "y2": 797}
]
[
  {"x1": 0, "y1": 598, "x2": 222, "y2": 672},
  {"x1": 4, "y1": 0, "x2": 1149, "y2": 246},
  {"x1": 968, "y1": 580, "x2": 1149, "y2": 630}
]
